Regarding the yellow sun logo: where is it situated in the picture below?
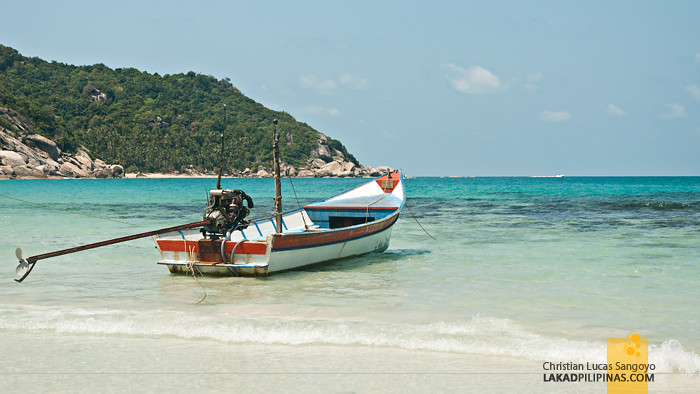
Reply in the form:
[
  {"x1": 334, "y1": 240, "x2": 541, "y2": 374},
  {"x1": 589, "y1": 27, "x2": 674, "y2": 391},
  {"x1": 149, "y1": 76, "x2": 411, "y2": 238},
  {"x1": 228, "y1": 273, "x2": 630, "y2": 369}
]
[{"x1": 624, "y1": 331, "x2": 642, "y2": 357}]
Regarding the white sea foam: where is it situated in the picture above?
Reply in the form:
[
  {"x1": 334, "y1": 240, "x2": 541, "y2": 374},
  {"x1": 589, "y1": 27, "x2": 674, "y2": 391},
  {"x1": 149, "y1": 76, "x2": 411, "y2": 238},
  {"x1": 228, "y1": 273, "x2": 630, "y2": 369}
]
[
  {"x1": 2, "y1": 305, "x2": 698, "y2": 373},
  {"x1": 651, "y1": 340, "x2": 700, "y2": 373}
]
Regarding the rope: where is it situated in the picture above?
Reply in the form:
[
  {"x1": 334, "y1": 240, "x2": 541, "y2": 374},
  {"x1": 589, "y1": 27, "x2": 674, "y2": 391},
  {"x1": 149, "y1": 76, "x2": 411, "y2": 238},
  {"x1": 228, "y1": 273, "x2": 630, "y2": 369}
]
[
  {"x1": 0, "y1": 193, "x2": 134, "y2": 225},
  {"x1": 185, "y1": 245, "x2": 207, "y2": 305},
  {"x1": 365, "y1": 194, "x2": 388, "y2": 222},
  {"x1": 278, "y1": 139, "x2": 309, "y2": 230},
  {"x1": 405, "y1": 202, "x2": 436, "y2": 240},
  {"x1": 287, "y1": 175, "x2": 308, "y2": 229}
]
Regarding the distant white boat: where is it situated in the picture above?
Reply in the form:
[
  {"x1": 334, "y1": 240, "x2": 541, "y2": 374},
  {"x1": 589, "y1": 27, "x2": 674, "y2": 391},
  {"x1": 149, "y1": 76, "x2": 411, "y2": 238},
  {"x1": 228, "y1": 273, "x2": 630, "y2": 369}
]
[{"x1": 531, "y1": 174, "x2": 565, "y2": 178}]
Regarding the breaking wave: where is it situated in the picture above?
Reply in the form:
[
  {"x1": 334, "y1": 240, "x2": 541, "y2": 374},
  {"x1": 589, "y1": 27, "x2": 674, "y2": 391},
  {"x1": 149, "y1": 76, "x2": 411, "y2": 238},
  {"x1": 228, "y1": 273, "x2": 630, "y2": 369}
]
[{"x1": 2, "y1": 304, "x2": 698, "y2": 373}]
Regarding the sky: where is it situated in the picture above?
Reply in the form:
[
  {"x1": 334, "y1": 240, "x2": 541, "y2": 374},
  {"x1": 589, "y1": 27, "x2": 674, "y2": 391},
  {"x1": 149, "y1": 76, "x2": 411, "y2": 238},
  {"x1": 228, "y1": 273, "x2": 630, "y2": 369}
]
[{"x1": 1, "y1": 0, "x2": 699, "y2": 176}]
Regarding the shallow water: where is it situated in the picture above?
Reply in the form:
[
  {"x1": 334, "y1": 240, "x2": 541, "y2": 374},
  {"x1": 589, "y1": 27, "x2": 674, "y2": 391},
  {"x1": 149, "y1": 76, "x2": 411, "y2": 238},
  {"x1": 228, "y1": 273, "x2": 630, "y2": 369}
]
[{"x1": 1, "y1": 176, "x2": 698, "y2": 392}]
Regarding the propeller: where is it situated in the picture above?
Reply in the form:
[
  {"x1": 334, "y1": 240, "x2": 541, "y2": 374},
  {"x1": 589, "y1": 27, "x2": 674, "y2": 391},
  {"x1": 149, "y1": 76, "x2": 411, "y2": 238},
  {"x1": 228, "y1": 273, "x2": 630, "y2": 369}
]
[{"x1": 15, "y1": 248, "x2": 34, "y2": 281}]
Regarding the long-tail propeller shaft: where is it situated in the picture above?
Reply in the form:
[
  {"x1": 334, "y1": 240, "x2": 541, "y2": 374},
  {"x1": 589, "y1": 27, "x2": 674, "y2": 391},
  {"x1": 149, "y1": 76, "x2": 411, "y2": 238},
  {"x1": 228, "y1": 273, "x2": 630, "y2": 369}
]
[{"x1": 13, "y1": 220, "x2": 208, "y2": 283}]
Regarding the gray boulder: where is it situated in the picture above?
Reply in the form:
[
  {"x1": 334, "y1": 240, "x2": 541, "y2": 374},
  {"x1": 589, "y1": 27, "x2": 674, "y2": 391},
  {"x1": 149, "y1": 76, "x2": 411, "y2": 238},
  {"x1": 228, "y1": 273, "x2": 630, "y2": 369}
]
[
  {"x1": 0, "y1": 150, "x2": 25, "y2": 167},
  {"x1": 13, "y1": 165, "x2": 46, "y2": 178},
  {"x1": 366, "y1": 167, "x2": 382, "y2": 177},
  {"x1": 296, "y1": 169, "x2": 316, "y2": 178},
  {"x1": 255, "y1": 165, "x2": 271, "y2": 178},
  {"x1": 22, "y1": 134, "x2": 61, "y2": 161},
  {"x1": 308, "y1": 158, "x2": 326, "y2": 169},
  {"x1": 310, "y1": 134, "x2": 332, "y2": 162},
  {"x1": 110, "y1": 165, "x2": 124, "y2": 178},
  {"x1": 0, "y1": 165, "x2": 14, "y2": 175},
  {"x1": 95, "y1": 168, "x2": 113, "y2": 178},
  {"x1": 375, "y1": 166, "x2": 394, "y2": 174},
  {"x1": 74, "y1": 150, "x2": 94, "y2": 171},
  {"x1": 316, "y1": 161, "x2": 343, "y2": 177},
  {"x1": 59, "y1": 161, "x2": 90, "y2": 178}
]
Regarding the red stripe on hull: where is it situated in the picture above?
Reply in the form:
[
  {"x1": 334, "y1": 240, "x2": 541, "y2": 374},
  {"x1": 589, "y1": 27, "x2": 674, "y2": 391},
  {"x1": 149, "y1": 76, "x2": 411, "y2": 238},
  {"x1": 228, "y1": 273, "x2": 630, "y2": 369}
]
[
  {"x1": 157, "y1": 239, "x2": 267, "y2": 255},
  {"x1": 271, "y1": 215, "x2": 398, "y2": 250}
]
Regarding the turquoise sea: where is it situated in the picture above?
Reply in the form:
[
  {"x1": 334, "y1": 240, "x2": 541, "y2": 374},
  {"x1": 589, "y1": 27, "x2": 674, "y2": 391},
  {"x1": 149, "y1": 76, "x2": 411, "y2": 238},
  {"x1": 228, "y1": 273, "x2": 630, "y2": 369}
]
[{"x1": 1, "y1": 176, "x2": 699, "y2": 392}]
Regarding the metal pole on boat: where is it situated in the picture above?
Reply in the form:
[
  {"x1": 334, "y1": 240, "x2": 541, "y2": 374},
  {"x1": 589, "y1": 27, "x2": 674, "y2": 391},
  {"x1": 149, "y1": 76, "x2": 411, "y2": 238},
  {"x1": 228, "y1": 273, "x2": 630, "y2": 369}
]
[
  {"x1": 216, "y1": 103, "x2": 227, "y2": 190},
  {"x1": 272, "y1": 119, "x2": 283, "y2": 234},
  {"x1": 14, "y1": 220, "x2": 209, "y2": 283}
]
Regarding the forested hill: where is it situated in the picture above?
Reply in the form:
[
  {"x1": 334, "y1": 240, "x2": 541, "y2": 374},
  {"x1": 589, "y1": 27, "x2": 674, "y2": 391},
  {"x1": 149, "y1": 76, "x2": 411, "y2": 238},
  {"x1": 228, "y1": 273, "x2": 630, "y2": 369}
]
[{"x1": 0, "y1": 44, "x2": 357, "y2": 173}]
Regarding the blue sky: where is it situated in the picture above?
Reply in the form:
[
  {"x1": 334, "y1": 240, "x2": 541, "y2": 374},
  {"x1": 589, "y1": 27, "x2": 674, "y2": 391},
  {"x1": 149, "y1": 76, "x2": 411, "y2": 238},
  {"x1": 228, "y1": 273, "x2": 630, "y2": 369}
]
[{"x1": 2, "y1": 0, "x2": 699, "y2": 176}]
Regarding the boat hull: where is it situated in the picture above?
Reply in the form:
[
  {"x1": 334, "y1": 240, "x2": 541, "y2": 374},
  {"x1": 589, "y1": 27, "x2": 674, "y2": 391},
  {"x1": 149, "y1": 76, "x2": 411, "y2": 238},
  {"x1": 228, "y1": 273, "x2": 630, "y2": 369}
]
[
  {"x1": 157, "y1": 214, "x2": 397, "y2": 277},
  {"x1": 267, "y1": 214, "x2": 396, "y2": 273},
  {"x1": 154, "y1": 170, "x2": 405, "y2": 277}
]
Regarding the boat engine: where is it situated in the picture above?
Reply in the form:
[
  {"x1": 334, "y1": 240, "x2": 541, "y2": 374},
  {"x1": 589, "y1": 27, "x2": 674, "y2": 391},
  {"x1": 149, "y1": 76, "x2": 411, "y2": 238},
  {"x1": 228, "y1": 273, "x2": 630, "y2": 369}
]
[{"x1": 203, "y1": 189, "x2": 254, "y2": 237}]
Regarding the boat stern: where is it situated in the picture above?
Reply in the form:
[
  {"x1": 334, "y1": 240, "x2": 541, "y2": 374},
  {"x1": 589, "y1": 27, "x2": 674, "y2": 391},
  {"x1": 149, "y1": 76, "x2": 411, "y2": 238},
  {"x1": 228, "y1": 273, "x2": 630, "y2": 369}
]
[{"x1": 153, "y1": 234, "x2": 271, "y2": 277}]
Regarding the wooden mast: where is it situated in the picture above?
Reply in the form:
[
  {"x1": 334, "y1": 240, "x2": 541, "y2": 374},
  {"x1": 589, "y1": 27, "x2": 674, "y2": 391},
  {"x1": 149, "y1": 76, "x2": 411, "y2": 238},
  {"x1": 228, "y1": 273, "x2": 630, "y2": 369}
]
[
  {"x1": 216, "y1": 103, "x2": 226, "y2": 190},
  {"x1": 272, "y1": 119, "x2": 283, "y2": 234}
]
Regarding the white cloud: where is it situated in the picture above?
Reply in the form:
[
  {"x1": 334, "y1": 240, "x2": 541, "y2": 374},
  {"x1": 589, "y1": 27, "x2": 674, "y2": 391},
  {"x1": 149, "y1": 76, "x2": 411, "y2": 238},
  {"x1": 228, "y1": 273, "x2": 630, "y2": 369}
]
[
  {"x1": 300, "y1": 74, "x2": 336, "y2": 90},
  {"x1": 606, "y1": 104, "x2": 626, "y2": 116},
  {"x1": 301, "y1": 73, "x2": 369, "y2": 92},
  {"x1": 540, "y1": 110, "x2": 572, "y2": 122},
  {"x1": 308, "y1": 105, "x2": 340, "y2": 116},
  {"x1": 663, "y1": 104, "x2": 687, "y2": 118},
  {"x1": 524, "y1": 71, "x2": 542, "y2": 91},
  {"x1": 686, "y1": 85, "x2": 700, "y2": 100},
  {"x1": 339, "y1": 73, "x2": 368, "y2": 90},
  {"x1": 441, "y1": 63, "x2": 503, "y2": 94}
]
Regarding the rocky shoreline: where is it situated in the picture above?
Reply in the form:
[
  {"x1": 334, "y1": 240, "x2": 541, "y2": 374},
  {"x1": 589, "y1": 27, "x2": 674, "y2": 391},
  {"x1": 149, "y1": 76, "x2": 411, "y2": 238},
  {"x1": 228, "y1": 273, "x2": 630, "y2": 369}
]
[
  {"x1": 1, "y1": 108, "x2": 390, "y2": 180},
  {"x1": 125, "y1": 163, "x2": 393, "y2": 180},
  {"x1": 0, "y1": 133, "x2": 125, "y2": 180},
  {"x1": 123, "y1": 165, "x2": 394, "y2": 179}
]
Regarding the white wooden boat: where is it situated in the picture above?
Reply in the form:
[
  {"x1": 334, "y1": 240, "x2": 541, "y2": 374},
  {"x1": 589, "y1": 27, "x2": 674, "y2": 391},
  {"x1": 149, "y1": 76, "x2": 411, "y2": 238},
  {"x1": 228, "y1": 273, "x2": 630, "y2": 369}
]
[{"x1": 153, "y1": 169, "x2": 405, "y2": 276}]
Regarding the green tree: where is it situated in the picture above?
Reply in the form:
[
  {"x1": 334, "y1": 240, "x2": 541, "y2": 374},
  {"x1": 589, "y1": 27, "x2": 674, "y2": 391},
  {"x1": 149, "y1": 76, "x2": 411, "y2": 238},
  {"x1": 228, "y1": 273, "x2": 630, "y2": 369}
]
[{"x1": 0, "y1": 44, "x2": 359, "y2": 172}]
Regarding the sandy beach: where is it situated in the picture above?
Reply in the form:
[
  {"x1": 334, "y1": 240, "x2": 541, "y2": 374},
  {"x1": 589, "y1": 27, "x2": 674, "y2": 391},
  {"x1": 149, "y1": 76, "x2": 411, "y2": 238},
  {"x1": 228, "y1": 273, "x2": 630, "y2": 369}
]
[
  {"x1": 1, "y1": 172, "x2": 374, "y2": 180},
  {"x1": 124, "y1": 172, "x2": 220, "y2": 179}
]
